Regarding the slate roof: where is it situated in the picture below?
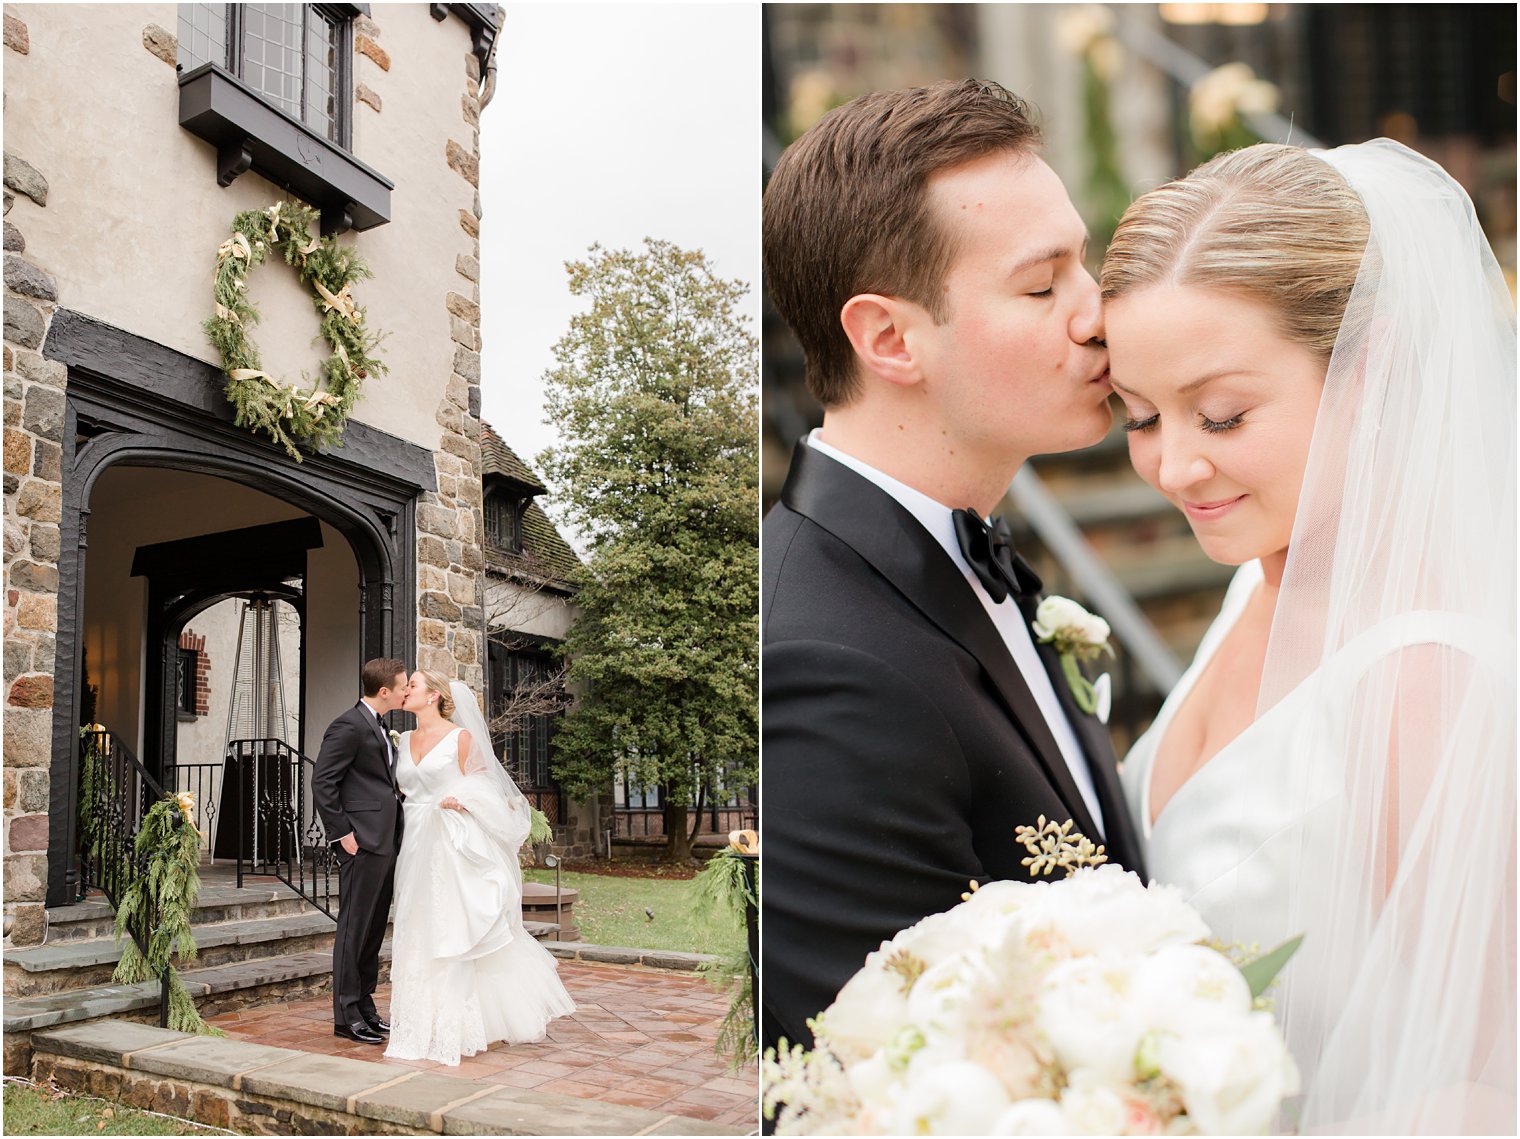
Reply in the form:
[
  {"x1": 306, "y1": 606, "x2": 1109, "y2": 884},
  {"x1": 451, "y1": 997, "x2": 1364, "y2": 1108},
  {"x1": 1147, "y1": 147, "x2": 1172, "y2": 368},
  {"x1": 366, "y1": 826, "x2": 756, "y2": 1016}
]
[{"x1": 480, "y1": 422, "x2": 581, "y2": 591}]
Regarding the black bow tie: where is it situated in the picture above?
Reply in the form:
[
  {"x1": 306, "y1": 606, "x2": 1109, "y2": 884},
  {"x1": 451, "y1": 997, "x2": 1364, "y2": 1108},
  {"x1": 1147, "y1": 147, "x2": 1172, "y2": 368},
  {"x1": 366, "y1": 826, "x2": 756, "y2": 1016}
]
[{"x1": 952, "y1": 508, "x2": 1043, "y2": 605}]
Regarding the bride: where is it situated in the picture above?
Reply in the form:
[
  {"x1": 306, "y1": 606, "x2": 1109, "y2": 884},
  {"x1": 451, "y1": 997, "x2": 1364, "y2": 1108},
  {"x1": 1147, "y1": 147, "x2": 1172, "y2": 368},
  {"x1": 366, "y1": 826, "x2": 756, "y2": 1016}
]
[
  {"x1": 1102, "y1": 139, "x2": 1514, "y2": 1133},
  {"x1": 384, "y1": 669, "x2": 575, "y2": 1064}
]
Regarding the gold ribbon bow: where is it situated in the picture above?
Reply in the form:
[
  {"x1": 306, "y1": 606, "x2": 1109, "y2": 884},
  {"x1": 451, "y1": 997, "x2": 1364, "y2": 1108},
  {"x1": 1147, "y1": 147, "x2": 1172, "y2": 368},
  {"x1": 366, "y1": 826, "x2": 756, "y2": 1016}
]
[
  {"x1": 313, "y1": 279, "x2": 359, "y2": 322},
  {"x1": 216, "y1": 231, "x2": 252, "y2": 263}
]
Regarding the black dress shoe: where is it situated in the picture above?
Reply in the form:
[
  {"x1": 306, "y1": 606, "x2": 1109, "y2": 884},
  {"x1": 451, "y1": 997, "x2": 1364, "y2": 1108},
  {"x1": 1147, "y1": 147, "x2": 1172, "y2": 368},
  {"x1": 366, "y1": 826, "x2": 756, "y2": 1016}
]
[
  {"x1": 334, "y1": 1021, "x2": 384, "y2": 1044},
  {"x1": 363, "y1": 1015, "x2": 390, "y2": 1034}
]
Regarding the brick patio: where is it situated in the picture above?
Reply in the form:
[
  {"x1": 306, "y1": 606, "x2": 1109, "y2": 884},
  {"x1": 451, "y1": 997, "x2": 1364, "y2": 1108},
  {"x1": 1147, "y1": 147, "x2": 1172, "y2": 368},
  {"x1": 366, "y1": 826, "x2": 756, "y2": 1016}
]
[{"x1": 205, "y1": 959, "x2": 758, "y2": 1132}]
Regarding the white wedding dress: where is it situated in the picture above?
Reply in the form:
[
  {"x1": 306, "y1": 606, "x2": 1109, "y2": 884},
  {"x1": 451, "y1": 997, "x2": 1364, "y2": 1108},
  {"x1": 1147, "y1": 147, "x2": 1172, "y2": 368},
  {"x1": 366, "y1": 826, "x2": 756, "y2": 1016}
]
[
  {"x1": 384, "y1": 725, "x2": 575, "y2": 1065},
  {"x1": 1121, "y1": 560, "x2": 1506, "y2": 1036}
]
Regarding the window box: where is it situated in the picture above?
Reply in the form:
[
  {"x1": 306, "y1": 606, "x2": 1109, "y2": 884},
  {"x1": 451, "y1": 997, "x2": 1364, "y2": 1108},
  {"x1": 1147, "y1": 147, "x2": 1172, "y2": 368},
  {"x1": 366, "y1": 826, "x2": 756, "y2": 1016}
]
[{"x1": 178, "y1": 62, "x2": 393, "y2": 234}]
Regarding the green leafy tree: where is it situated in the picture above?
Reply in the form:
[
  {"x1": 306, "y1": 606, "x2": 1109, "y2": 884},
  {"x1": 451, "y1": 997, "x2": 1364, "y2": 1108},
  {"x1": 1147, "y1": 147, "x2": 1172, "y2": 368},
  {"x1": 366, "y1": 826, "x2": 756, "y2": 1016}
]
[{"x1": 539, "y1": 240, "x2": 758, "y2": 862}]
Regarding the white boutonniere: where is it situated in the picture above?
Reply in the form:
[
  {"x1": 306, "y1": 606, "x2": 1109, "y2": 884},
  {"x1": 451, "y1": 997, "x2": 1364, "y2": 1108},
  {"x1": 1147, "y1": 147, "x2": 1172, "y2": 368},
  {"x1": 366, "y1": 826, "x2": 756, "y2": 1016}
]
[
  {"x1": 388, "y1": 729, "x2": 402, "y2": 751},
  {"x1": 1031, "y1": 596, "x2": 1115, "y2": 720}
]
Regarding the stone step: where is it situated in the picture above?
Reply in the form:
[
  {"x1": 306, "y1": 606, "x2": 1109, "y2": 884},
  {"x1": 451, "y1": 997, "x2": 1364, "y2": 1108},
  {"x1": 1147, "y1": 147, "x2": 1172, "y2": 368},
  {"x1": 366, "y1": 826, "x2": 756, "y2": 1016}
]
[
  {"x1": 3, "y1": 942, "x2": 393, "y2": 1037},
  {"x1": 5, "y1": 910, "x2": 353, "y2": 998},
  {"x1": 13, "y1": 910, "x2": 340, "y2": 974},
  {"x1": 7, "y1": 918, "x2": 561, "y2": 1038},
  {"x1": 45, "y1": 882, "x2": 332, "y2": 942}
]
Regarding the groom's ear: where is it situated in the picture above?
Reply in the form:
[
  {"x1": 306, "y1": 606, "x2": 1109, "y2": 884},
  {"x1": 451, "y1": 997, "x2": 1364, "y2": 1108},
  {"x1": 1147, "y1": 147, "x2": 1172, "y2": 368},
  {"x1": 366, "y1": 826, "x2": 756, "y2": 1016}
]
[{"x1": 840, "y1": 293, "x2": 926, "y2": 389}]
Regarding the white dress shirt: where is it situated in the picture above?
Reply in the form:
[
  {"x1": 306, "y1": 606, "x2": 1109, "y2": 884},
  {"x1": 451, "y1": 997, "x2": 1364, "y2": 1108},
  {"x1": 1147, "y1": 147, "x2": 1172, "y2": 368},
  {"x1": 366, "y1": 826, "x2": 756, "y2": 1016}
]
[{"x1": 806, "y1": 431, "x2": 1105, "y2": 835}]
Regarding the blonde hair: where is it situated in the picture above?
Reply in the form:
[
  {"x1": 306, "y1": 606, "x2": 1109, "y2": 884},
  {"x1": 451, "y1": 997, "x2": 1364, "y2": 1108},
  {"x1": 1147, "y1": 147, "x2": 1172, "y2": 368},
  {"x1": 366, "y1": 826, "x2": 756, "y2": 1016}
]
[
  {"x1": 1101, "y1": 144, "x2": 1370, "y2": 360},
  {"x1": 416, "y1": 669, "x2": 455, "y2": 719}
]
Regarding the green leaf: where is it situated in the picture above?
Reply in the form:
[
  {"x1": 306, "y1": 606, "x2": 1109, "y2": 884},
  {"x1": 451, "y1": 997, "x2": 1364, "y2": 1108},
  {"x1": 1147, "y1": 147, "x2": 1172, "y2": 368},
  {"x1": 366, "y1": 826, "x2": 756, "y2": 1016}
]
[{"x1": 1239, "y1": 934, "x2": 1304, "y2": 998}]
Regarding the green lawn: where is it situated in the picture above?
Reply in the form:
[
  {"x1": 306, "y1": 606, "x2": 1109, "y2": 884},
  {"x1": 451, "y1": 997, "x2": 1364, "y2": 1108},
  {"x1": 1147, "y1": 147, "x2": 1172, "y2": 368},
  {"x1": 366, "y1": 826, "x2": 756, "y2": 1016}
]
[
  {"x1": 2, "y1": 1081, "x2": 232, "y2": 1135},
  {"x1": 523, "y1": 867, "x2": 744, "y2": 955}
]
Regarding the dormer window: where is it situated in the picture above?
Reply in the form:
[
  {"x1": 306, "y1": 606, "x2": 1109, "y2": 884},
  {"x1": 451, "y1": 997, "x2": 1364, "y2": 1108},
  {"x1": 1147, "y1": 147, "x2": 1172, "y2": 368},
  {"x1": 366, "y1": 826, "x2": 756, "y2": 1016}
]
[{"x1": 485, "y1": 490, "x2": 525, "y2": 554}]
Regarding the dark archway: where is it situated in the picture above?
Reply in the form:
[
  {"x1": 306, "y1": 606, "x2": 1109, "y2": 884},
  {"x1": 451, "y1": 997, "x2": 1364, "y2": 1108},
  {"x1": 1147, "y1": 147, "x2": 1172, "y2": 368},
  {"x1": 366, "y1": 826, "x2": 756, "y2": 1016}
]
[
  {"x1": 44, "y1": 310, "x2": 436, "y2": 907},
  {"x1": 132, "y1": 517, "x2": 323, "y2": 783}
]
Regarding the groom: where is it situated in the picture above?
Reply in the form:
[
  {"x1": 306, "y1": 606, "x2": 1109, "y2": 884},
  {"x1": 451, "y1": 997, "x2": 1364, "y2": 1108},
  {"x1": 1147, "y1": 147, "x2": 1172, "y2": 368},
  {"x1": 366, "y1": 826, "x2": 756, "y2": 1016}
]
[
  {"x1": 761, "y1": 79, "x2": 1147, "y2": 1050},
  {"x1": 313, "y1": 657, "x2": 408, "y2": 1045}
]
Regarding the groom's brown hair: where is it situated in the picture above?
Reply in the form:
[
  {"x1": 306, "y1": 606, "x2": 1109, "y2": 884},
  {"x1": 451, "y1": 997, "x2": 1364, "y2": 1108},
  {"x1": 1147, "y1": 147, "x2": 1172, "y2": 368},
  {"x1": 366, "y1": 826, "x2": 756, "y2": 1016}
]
[
  {"x1": 764, "y1": 78, "x2": 1042, "y2": 408},
  {"x1": 360, "y1": 658, "x2": 407, "y2": 697}
]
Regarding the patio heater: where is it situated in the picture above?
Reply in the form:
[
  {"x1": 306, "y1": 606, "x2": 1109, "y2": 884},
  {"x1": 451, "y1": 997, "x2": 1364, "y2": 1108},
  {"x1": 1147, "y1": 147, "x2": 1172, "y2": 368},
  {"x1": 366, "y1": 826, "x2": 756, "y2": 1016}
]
[{"x1": 543, "y1": 852, "x2": 563, "y2": 936}]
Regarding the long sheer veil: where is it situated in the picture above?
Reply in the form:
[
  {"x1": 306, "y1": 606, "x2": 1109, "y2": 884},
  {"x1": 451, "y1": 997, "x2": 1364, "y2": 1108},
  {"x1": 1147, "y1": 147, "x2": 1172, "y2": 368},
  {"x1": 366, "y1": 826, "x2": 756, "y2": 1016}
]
[
  {"x1": 445, "y1": 680, "x2": 533, "y2": 953},
  {"x1": 1230, "y1": 139, "x2": 1515, "y2": 1132},
  {"x1": 449, "y1": 679, "x2": 533, "y2": 844}
]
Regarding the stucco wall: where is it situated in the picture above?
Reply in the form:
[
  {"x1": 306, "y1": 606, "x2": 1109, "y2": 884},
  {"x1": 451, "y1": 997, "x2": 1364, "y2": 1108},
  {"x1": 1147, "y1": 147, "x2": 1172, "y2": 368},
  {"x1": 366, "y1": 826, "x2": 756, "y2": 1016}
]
[
  {"x1": 2, "y1": 3, "x2": 480, "y2": 454},
  {"x1": 484, "y1": 578, "x2": 578, "y2": 643}
]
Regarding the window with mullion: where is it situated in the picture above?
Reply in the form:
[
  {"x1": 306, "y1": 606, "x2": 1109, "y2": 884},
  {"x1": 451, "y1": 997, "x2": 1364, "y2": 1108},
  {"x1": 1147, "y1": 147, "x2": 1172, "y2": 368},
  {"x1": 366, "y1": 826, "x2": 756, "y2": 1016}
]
[{"x1": 177, "y1": 3, "x2": 346, "y2": 146}]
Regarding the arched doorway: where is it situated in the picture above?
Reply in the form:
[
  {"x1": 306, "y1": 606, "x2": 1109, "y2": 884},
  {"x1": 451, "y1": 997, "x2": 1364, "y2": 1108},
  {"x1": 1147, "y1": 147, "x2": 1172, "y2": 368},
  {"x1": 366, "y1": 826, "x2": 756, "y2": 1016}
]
[{"x1": 46, "y1": 311, "x2": 435, "y2": 907}]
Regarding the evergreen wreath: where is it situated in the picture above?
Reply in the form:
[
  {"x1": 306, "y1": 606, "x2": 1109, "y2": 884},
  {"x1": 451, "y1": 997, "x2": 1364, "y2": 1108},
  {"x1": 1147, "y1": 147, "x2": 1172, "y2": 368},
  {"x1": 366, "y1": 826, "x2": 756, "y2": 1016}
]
[
  {"x1": 111, "y1": 794, "x2": 223, "y2": 1036},
  {"x1": 204, "y1": 202, "x2": 386, "y2": 461}
]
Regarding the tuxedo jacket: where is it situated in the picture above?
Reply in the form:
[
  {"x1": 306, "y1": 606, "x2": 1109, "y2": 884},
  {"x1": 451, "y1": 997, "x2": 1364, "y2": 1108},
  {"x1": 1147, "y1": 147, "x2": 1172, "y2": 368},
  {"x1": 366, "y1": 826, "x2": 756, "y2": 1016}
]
[
  {"x1": 312, "y1": 702, "x2": 404, "y2": 855},
  {"x1": 761, "y1": 442, "x2": 1146, "y2": 1049}
]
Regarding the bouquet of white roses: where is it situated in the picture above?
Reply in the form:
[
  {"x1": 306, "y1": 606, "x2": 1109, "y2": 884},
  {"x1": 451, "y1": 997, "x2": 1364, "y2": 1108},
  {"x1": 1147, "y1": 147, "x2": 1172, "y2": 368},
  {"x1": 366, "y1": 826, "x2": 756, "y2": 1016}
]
[{"x1": 763, "y1": 821, "x2": 1300, "y2": 1135}]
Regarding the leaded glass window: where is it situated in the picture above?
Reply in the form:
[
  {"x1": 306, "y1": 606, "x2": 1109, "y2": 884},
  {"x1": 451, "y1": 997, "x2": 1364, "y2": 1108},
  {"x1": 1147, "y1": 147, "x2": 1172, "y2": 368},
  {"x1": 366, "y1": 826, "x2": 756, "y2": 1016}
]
[{"x1": 176, "y1": 3, "x2": 347, "y2": 145}]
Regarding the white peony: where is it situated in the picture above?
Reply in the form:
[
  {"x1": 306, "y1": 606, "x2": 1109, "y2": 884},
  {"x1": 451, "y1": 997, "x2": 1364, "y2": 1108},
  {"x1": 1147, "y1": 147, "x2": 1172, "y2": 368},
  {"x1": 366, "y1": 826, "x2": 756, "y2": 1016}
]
[
  {"x1": 1131, "y1": 943, "x2": 1253, "y2": 1040},
  {"x1": 990, "y1": 1098, "x2": 1073, "y2": 1135},
  {"x1": 1059, "y1": 1077, "x2": 1133, "y2": 1134},
  {"x1": 887, "y1": 1059, "x2": 1012, "y2": 1135},
  {"x1": 819, "y1": 951, "x2": 911, "y2": 1060},
  {"x1": 1034, "y1": 956, "x2": 1147, "y2": 1085},
  {"x1": 890, "y1": 896, "x2": 996, "y2": 966},
  {"x1": 1014, "y1": 865, "x2": 1209, "y2": 959},
  {"x1": 1158, "y1": 1013, "x2": 1301, "y2": 1135}
]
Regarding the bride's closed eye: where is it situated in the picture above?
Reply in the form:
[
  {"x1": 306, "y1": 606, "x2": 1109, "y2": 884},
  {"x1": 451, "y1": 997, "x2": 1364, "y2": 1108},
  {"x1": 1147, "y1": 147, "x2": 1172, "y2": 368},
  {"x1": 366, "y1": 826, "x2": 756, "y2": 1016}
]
[
  {"x1": 1121, "y1": 411, "x2": 1158, "y2": 433},
  {"x1": 1199, "y1": 412, "x2": 1245, "y2": 433}
]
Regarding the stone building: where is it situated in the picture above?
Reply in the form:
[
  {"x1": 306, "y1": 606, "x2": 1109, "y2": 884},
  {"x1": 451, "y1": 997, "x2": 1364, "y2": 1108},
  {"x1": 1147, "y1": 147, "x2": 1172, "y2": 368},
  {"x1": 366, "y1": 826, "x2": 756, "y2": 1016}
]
[
  {"x1": 3, "y1": 3, "x2": 500, "y2": 947},
  {"x1": 477, "y1": 422, "x2": 607, "y2": 859}
]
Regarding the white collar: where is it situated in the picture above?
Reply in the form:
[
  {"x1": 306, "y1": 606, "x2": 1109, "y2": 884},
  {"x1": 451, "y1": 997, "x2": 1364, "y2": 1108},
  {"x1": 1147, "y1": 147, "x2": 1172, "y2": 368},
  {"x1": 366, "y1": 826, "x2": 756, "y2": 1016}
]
[{"x1": 805, "y1": 430, "x2": 972, "y2": 576}]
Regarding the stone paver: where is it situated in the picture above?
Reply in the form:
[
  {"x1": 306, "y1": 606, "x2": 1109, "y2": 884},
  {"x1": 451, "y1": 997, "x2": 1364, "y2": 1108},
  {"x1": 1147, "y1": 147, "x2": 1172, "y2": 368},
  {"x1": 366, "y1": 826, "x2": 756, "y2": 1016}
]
[
  {"x1": 127, "y1": 1034, "x2": 302, "y2": 1087},
  {"x1": 207, "y1": 958, "x2": 757, "y2": 1132}
]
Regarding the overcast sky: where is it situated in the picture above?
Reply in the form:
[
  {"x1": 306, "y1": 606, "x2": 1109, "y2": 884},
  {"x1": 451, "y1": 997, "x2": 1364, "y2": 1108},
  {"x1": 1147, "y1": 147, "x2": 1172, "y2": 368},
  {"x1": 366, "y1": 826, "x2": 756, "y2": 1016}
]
[{"x1": 479, "y1": 3, "x2": 761, "y2": 528}]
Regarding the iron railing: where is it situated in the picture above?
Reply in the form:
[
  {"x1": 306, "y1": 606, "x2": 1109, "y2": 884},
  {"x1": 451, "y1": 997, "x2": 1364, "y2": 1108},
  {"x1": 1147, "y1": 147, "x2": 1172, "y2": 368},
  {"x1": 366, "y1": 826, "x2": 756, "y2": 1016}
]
[
  {"x1": 613, "y1": 802, "x2": 759, "y2": 839},
  {"x1": 222, "y1": 738, "x2": 339, "y2": 919},
  {"x1": 77, "y1": 729, "x2": 173, "y2": 1026}
]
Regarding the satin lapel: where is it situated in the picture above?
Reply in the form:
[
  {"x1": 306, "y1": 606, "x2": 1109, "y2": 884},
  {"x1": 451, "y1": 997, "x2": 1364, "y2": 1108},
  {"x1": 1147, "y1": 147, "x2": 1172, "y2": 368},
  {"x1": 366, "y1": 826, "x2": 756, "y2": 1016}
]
[
  {"x1": 781, "y1": 442, "x2": 1101, "y2": 840},
  {"x1": 1026, "y1": 630, "x2": 1147, "y2": 877}
]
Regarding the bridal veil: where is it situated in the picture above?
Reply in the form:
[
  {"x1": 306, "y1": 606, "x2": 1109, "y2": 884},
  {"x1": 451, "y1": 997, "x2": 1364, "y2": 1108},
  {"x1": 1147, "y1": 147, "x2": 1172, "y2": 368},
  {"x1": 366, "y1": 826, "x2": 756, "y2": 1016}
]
[{"x1": 1231, "y1": 139, "x2": 1516, "y2": 1132}]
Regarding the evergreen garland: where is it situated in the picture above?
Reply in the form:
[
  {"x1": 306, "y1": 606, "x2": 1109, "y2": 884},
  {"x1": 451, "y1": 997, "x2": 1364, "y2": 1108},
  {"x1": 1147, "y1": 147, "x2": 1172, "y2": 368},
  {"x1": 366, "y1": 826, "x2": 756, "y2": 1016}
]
[
  {"x1": 111, "y1": 795, "x2": 222, "y2": 1036},
  {"x1": 691, "y1": 847, "x2": 758, "y2": 1069},
  {"x1": 203, "y1": 202, "x2": 386, "y2": 461}
]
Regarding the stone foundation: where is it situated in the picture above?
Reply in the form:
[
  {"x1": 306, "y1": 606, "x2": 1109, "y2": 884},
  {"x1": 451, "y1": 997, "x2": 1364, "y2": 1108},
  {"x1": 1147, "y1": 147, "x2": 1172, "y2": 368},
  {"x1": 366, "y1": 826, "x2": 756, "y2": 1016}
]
[{"x1": 28, "y1": 1019, "x2": 727, "y2": 1135}]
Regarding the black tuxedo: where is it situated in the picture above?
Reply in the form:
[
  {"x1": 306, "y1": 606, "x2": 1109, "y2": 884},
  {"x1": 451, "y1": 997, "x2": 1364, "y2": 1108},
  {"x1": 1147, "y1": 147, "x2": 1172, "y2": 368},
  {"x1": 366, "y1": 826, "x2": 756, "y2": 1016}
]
[
  {"x1": 761, "y1": 442, "x2": 1146, "y2": 1050},
  {"x1": 313, "y1": 701, "x2": 405, "y2": 1028}
]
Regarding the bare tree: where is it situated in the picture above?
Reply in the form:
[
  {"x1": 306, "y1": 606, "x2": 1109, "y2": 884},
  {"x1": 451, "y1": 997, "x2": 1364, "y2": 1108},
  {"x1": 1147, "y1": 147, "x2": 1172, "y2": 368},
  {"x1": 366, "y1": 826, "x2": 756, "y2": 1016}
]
[{"x1": 482, "y1": 547, "x2": 575, "y2": 756}]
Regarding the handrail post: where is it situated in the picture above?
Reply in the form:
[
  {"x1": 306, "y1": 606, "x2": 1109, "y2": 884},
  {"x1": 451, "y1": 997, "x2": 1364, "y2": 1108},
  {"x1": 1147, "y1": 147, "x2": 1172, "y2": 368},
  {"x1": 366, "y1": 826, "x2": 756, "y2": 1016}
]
[{"x1": 235, "y1": 745, "x2": 244, "y2": 890}]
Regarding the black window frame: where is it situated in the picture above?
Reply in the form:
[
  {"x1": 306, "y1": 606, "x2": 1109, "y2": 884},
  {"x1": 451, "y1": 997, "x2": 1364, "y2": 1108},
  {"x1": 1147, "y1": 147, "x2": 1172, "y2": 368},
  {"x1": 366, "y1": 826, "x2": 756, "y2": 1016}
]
[
  {"x1": 176, "y1": 2, "x2": 393, "y2": 235},
  {"x1": 484, "y1": 490, "x2": 526, "y2": 554},
  {"x1": 225, "y1": 4, "x2": 354, "y2": 150},
  {"x1": 175, "y1": 647, "x2": 199, "y2": 720}
]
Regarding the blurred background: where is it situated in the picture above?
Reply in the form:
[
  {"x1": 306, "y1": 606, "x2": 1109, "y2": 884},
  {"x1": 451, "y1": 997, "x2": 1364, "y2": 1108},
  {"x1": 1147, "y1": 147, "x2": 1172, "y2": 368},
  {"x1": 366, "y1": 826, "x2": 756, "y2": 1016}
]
[{"x1": 761, "y1": 2, "x2": 1517, "y2": 747}]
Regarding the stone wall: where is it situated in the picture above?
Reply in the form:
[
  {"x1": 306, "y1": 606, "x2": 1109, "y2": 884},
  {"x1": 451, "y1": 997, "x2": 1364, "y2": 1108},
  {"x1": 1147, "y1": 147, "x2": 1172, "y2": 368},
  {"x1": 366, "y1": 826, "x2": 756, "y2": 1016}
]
[
  {"x1": 414, "y1": 35, "x2": 487, "y2": 692},
  {"x1": 4, "y1": 9, "x2": 62, "y2": 949}
]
